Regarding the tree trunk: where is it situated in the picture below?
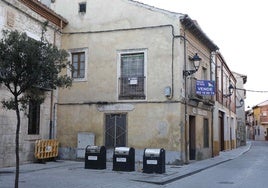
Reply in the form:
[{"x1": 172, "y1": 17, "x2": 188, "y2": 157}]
[{"x1": 14, "y1": 95, "x2": 20, "y2": 188}]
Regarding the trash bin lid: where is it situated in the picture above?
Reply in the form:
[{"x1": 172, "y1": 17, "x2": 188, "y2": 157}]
[
  {"x1": 86, "y1": 145, "x2": 101, "y2": 153},
  {"x1": 144, "y1": 148, "x2": 161, "y2": 157},
  {"x1": 114, "y1": 147, "x2": 130, "y2": 155}
]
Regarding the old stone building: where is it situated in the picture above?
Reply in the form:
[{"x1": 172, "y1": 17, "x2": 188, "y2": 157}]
[{"x1": 0, "y1": 0, "x2": 67, "y2": 167}]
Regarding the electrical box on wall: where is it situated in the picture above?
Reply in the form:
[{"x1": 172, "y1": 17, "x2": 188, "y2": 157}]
[
  {"x1": 77, "y1": 132, "x2": 95, "y2": 158},
  {"x1": 164, "y1": 86, "x2": 171, "y2": 98}
]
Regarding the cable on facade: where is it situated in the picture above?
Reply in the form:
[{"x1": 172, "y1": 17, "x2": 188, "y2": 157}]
[{"x1": 236, "y1": 87, "x2": 268, "y2": 93}]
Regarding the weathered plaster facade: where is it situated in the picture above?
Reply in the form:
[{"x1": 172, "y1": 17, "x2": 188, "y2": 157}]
[
  {"x1": 50, "y1": 0, "x2": 219, "y2": 163},
  {"x1": 213, "y1": 52, "x2": 237, "y2": 157},
  {"x1": 233, "y1": 72, "x2": 247, "y2": 146},
  {"x1": 252, "y1": 100, "x2": 268, "y2": 141},
  {"x1": 0, "y1": 0, "x2": 66, "y2": 167}
]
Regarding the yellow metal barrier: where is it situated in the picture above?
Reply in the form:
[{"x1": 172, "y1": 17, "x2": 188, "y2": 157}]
[{"x1": 35, "y1": 139, "x2": 59, "y2": 160}]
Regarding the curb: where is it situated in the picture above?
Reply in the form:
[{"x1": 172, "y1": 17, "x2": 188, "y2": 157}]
[{"x1": 133, "y1": 142, "x2": 252, "y2": 185}]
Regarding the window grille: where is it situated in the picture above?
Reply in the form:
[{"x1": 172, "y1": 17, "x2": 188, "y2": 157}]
[
  {"x1": 79, "y1": 2, "x2": 86, "y2": 13},
  {"x1": 28, "y1": 100, "x2": 40, "y2": 135},
  {"x1": 119, "y1": 53, "x2": 145, "y2": 100}
]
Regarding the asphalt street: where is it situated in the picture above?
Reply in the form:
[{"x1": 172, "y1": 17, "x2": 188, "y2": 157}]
[{"x1": 166, "y1": 141, "x2": 268, "y2": 188}]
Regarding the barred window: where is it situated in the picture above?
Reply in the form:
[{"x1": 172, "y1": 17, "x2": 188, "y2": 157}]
[
  {"x1": 119, "y1": 52, "x2": 146, "y2": 100},
  {"x1": 79, "y1": 2, "x2": 86, "y2": 13}
]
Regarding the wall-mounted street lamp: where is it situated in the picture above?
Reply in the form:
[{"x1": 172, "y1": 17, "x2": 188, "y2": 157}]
[
  {"x1": 236, "y1": 98, "x2": 244, "y2": 108},
  {"x1": 183, "y1": 53, "x2": 202, "y2": 77},
  {"x1": 223, "y1": 83, "x2": 234, "y2": 98}
]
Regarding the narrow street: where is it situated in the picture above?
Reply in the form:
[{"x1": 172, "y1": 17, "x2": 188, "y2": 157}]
[
  {"x1": 166, "y1": 141, "x2": 268, "y2": 188},
  {"x1": 1, "y1": 141, "x2": 268, "y2": 188}
]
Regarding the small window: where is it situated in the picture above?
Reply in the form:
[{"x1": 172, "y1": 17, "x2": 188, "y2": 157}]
[
  {"x1": 28, "y1": 100, "x2": 40, "y2": 135},
  {"x1": 72, "y1": 52, "x2": 85, "y2": 79},
  {"x1": 68, "y1": 48, "x2": 87, "y2": 81},
  {"x1": 7, "y1": 10, "x2": 15, "y2": 28},
  {"x1": 79, "y1": 2, "x2": 86, "y2": 13}
]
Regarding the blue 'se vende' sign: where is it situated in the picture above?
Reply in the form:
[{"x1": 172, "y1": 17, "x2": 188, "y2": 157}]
[{"x1": 196, "y1": 80, "x2": 215, "y2": 95}]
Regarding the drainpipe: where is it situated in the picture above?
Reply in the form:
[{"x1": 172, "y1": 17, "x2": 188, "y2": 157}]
[
  {"x1": 210, "y1": 52, "x2": 216, "y2": 157},
  {"x1": 49, "y1": 30, "x2": 57, "y2": 139},
  {"x1": 49, "y1": 90, "x2": 53, "y2": 139},
  {"x1": 183, "y1": 31, "x2": 188, "y2": 164}
]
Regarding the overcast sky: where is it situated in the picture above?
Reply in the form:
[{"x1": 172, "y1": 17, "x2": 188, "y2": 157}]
[{"x1": 137, "y1": 0, "x2": 268, "y2": 108}]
